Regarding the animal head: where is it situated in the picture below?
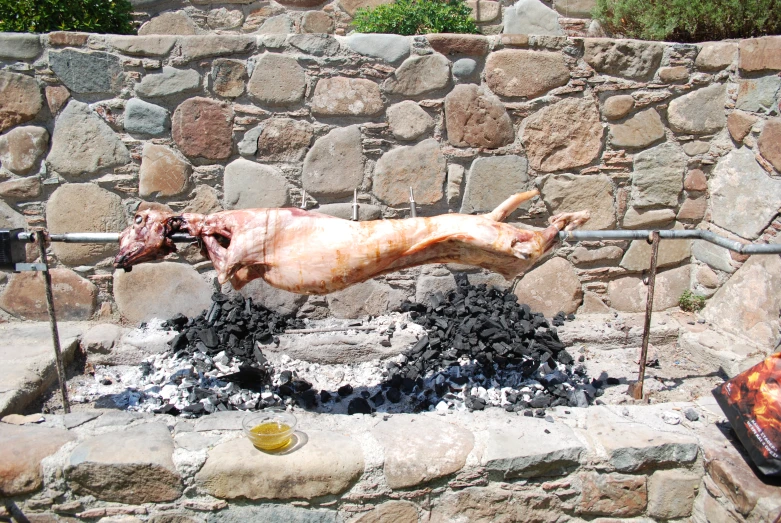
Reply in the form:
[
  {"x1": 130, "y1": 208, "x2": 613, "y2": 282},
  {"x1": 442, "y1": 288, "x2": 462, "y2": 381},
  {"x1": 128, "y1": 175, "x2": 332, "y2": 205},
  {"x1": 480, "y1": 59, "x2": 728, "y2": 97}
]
[{"x1": 114, "y1": 210, "x2": 183, "y2": 271}]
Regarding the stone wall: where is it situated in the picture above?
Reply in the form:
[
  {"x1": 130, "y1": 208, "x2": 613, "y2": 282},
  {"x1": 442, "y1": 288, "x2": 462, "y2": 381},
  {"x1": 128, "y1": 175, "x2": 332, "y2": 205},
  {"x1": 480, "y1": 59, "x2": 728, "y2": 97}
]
[
  {"x1": 0, "y1": 31, "x2": 780, "y2": 350},
  {"x1": 128, "y1": 0, "x2": 602, "y2": 39}
]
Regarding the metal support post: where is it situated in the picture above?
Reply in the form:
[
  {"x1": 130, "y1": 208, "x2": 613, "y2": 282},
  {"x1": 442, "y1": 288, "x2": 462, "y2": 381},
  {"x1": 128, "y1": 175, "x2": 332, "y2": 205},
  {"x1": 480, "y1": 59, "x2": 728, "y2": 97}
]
[
  {"x1": 36, "y1": 230, "x2": 71, "y2": 414},
  {"x1": 631, "y1": 231, "x2": 660, "y2": 400},
  {"x1": 409, "y1": 187, "x2": 417, "y2": 218}
]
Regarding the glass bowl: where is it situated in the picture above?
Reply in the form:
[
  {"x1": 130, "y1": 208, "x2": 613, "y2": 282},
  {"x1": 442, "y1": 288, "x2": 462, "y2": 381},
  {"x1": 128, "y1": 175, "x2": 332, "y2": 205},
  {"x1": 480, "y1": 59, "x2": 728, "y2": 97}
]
[{"x1": 243, "y1": 410, "x2": 297, "y2": 450}]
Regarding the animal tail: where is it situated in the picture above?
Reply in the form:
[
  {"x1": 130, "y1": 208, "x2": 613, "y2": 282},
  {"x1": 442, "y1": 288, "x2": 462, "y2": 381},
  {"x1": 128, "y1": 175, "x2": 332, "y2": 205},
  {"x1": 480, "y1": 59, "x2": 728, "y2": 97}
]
[{"x1": 484, "y1": 190, "x2": 540, "y2": 222}]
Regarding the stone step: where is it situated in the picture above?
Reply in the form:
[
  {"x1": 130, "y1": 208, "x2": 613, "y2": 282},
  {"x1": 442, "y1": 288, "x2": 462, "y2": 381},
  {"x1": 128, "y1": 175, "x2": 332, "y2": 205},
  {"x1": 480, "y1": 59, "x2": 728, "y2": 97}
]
[
  {"x1": 0, "y1": 321, "x2": 85, "y2": 416},
  {"x1": 3, "y1": 399, "x2": 779, "y2": 523}
]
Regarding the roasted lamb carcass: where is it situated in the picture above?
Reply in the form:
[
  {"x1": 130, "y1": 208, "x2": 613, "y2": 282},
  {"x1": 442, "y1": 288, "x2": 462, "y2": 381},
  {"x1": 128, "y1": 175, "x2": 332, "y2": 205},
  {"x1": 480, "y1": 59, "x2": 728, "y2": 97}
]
[{"x1": 114, "y1": 190, "x2": 589, "y2": 294}]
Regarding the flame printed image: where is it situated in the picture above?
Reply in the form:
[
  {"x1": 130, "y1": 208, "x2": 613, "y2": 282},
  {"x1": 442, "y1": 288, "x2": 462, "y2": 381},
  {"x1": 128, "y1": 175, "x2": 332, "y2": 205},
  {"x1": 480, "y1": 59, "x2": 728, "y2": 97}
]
[{"x1": 713, "y1": 353, "x2": 781, "y2": 476}]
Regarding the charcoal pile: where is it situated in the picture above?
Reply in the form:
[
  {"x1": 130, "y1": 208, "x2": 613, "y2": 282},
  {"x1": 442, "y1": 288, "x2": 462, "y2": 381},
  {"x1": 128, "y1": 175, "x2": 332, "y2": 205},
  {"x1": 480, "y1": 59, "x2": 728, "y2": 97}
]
[{"x1": 108, "y1": 274, "x2": 602, "y2": 418}]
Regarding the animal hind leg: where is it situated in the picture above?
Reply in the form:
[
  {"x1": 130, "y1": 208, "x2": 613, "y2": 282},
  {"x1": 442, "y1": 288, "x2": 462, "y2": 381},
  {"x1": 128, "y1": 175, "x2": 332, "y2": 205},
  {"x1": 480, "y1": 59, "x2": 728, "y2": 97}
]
[{"x1": 484, "y1": 190, "x2": 540, "y2": 222}]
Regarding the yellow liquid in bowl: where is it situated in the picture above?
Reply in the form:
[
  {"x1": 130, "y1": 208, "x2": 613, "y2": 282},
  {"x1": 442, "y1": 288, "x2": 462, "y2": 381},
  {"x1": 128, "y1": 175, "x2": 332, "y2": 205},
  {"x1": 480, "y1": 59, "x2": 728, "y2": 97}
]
[{"x1": 249, "y1": 422, "x2": 293, "y2": 450}]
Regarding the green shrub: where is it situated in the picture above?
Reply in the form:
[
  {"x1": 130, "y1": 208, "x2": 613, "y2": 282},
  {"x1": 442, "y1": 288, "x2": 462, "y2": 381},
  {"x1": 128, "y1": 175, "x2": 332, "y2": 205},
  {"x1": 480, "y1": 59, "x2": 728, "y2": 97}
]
[
  {"x1": 679, "y1": 290, "x2": 706, "y2": 312},
  {"x1": 0, "y1": 0, "x2": 135, "y2": 34},
  {"x1": 352, "y1": 0, "x2": 480, "y2": 35},
  {"x1": 593, "y1": 0, "x2": 781, "y2": 42}
]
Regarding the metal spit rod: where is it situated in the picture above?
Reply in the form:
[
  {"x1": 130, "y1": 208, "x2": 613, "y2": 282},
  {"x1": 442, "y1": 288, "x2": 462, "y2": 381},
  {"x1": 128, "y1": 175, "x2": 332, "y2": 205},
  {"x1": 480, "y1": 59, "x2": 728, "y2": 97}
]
[{"x1": 17, "y1": 229, "x2": 781, "y2": 254}]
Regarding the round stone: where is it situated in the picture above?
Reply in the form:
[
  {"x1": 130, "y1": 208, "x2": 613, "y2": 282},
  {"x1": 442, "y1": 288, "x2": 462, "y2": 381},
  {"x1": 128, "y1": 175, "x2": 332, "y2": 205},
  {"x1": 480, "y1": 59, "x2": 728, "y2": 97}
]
[
  {"x1": 452, "y1": 58, "x2": 478, "y2": 80},
  {"x1": 46, "y1": 183, "x2": 127, "y2": 265},
  {"x1": 602, "y1": 95, "x2": 635, "y2": 120},
  {"x1": 212, "y1": 59, "x2": 247, "y2": 98},
  {"x1": 223, "y1": 158, "x2": 289, "y2": 209},
  {"x1": 0, "y1": 126, "x2": 48, "y2": 175},
  {"x1": 300, "y1": 11, "x2": 334, "y2": 33},
  {"x1": 0, "y1": 71, "x2": 43, "y2": 133},
  {"x1": 386, "y1": 101, "x2": 434, "y2": 141},
  {"x1": 172, "y1": 97, "x2": 234, "y2": 160},
  {"x1": 139, "y1": 144, "x2": 191, "y2": 198},
  {"x1": 247, "y1": 54, "x2": 306, "y2": 107}
]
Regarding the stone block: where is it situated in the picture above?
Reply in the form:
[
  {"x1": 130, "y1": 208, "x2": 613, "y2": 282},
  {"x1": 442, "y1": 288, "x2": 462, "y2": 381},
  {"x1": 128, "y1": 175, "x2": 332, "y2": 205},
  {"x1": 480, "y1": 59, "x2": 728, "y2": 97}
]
[
  {"x1": 461, "y1": 155, "x2": 529, "y2": 214},
  {"x1": 521, "y1": 97, "x2": 603, "y2": 172},
  {"x1": 208, "y1": 505, "x2": 341, "y2": 523},
  {"x1": 224, "y1": 158, "x2": 289, "y2": 209},
  {"x1": 739, "y1": 36, "x2": 781, "y2": 72},
  {"x1": 354, "y1": 501, "x2": 418, "y2": 523},
  {"x1": 0, "y1": 322, "x2": 84, "y2": 416},
  {"x1": 467, "y1": 0, "x2": 501, "y2": 22},
  {"x1": 630, "y1": 142, "x2": 686, "y2": 208},
  {"x1": 373, "y1": 416, "x2": 473, "y2": 489},
  {"x1": 180, "y1": 35, "x2": 255, "y2": 61},
  {"x1": 483, "y1": 417, "x2": 585, "y2": 478},
  {"x1": 602, "y1": 94, "x2": 634, "y2": 120},
  {"x1": 429, "y1": 486, "x2": 519, "y2": 523},
  {"x1": 0, "y1": 269, "x2": 96, "y2": 321},
  {"x1": 647, "y1": 470, "x2": 699, "y2": 519},
  {"x1": 684, "y1": 168, "x2": 708, "y2": 191},
  {"x1": 514, "y1": 256, "x2": 582, "y2": 316},
  {"x1": 486, "y1": 50, "x2": 569, "y2": 98},
  {"x1": 138, "y1": 11, "x2": 198, "y2": 35},
  {"x1": 0, "y1": 423, "x2": 75, "y2": 496},
  {"x1": 0, "y1": 199, "x2": 25, "y2": 229},
  {"x1": 0, "y1": 33, "x2": 42, "y2": 60},
  {"x1": 289, "y1": 34, "x2": 340, "y2": 56},
  {"x1": 301, "y1": 11, "x2": 334, "y2": 34},
  {"x1": 136, "y1": 67, "x2": 201, "y2": 98},
  {"x1": 758, "y1": 117, "x2": 781, "y2": 172},
  {"x1": 427, "y1": 34, "x2": 489, "y2": 56},
  {"x1": 383, "y1": 54, "x2": 450, "y2": 97},
  {"x1": 312, "y1": 77, "x2": 384, "y2": 116},
  {"x1": 124, "y1": 98, "x2": 170, "y2": 136},
  {"x1": 239, "y1": 277, "x2": 308, "y2": 317},
  {"x1": 584, "y1": 39, "x2": 663, "y2": 80},
  {"x1": 67, "y1": 422, "x2": 182, "y2": 503},
  {"x1": 0, "y1": 71, "x2": 43, "y2": 133},
  {"x1": 620, "y1": 223, "x2": 690, "y2": 271},
  {"x1": 552, "y1": 0, "x2": 595, "y2": 18},
  {"x1": 709, "y1": 147, "x2": 781, "y2": 239},
  {"x1": 139, "y1": 144, "x2": 191, "y2": 198},
  {"x1": 667, "y1": 83, "x2": 727, "y2": 134},
  {"x1": 44, "y1": 85, "x2": 69, "y2": 116},
  {"x1": 46, "y1": 183, "x2": 127, "y2": 265},
  {"x1": 702, "y1": 253, "x2": 781, "y2": 347},
  {"x1": 696, "y1": 42, "x2": 737, "y2": 71},
  {"x1": 735, "y1": 74, "x2": 780, "y2": 114},
  {"x1": 0, "y1": 125, "x2": 48, "y2": 175},
  {"x1": 256, "y1": 118, "x2": 313, "y2": 162},
  {"x1": 504, "y1": 0, "x2": 564, "y2": 36},
  {"x1": 587, "y1": 407, "x2": 698, "y2": 472},
  {"x1": 452, "y1": 58, "x2": 478, "y2": 81},
  {"x1": 315, "y1": 203, "x2": 382, "y2": 221},
  {"x1": 727, "y1": 110, "x2": 759, "y2": 143},
  {"x1": 195, "y1": 431, "x2": 363, "y2": 499},
  {"x1": 387, "y1": 101, "x2": 434, "y2": 141},
  {"x1": 172, "y1": 97, "x2": 233, "y2": 160},
  {"x1": 339, "y1": 0, "x2": 394, "y2": 16},
  {"x1": 184, "y1": 185, "x2": 223, "y2": 215},
  {"x1": 569, "y1": 246, "x2": 623, "y2": 266},
  {"x1": 677, "y1": 195, "x2": 707, "y2": 222},
  {"x1": 576, "y1": 472, "x2": 647, "y2": 517},
  {"x1": 113, "y1": 262, "x2": 213, "y2": 323},
  {"x1": 659, "y1": 65, "x2": 689, "y2": 82},
  {"x1": 326, "y1": 278, "x2": 411, "y2": 318},
  {"x1": 344, "y1": 33, "x2": 409, "y2": 63},
  {"x1": 302, "y1": 125, "x2": 364, "y2": 199},
  {"x1": 81, "y1": 323, "x2": 126, "y2": 355},
  {"x1": 46, "y1": 101, "x2": 130, "y2": 179},
  {"x1": 540, "y1": 173, "x2": 615, "y2": 230},
  {"x1": 373, "y1": 139, "x2": 446, "y2": 206},
  {"x1": 622, "y1": 207, "x2": 675, "y2": 229},
  {"x1": 609, "y1": 108, "x2": 665, "y2": 148},
  {"x1": 247, "y1": 53, "x2": 306, "y2": 107},
  {"x1": 692, "y1": 239, "x2": 736, "y2": 273},
  {"x1": 607, "y1": 266, "x2": 691, "y2": 312},
  {"x1": 211, "y1": 59, "x2": 247, "y2": 98},
  {"x1": 110, "y1": 35, "x2": 177, "y2": 56},
  {"x1": 257, "y1": 15, "x2": 293, "y2": 34},
  {"x1": 444, "y1": 84, "x2": 513, "y2": 148},
  {"x1": 0, "y1": 177, "x2": 41, "y2": 201},
  {"x1": 49, "y1": 49, "x2": 124, "y2": 95}
]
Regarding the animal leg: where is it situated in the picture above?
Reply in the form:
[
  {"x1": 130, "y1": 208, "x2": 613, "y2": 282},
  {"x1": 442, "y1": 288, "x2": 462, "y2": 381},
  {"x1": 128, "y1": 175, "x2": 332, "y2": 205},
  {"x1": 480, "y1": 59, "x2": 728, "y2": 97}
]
[
  {"x1": 484, "y1": 190, "x2": 540, "y2": 222},
  {"x1": 201, "y1": 235, "x2": 231, "y2": 283},
  {"x1": 549, "y1": 210, "x2": 591, "y2": 231}
]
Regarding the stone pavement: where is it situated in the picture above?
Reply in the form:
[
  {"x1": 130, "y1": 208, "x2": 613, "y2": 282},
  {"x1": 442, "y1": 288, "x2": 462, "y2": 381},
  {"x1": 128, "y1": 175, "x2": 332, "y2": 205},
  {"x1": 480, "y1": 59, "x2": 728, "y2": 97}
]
[
  {"x1": 0, "y1": 322, "x2": 85, "y2": 417},
  {"x1": 2, "y1": 400, "x2": 780, "y2": 522}
]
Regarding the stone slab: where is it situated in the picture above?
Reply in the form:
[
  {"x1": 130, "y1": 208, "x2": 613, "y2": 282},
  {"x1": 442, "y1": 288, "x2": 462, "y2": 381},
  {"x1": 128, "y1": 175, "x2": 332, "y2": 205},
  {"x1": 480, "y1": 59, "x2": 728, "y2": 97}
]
[
  {"x1": 483, "y1": 417, "x2": 585, "y2": 478},
  {"x1": 195, "y1": 430, "x2": 363, "y2": 499},
  {"x1": 67, "y1": 422, "x2": 182, "y2": 503},
  {"x1": 0, "y1": 33, "x2": 42, "y2": 60},
  {"x1": 0, "y1": 322, "x2": 84, "y2": 417},
  {"x1": 586, "y1": 406, "x2": 698, "y2": 472},
  {"x1": 0, "y1": 422, "x2": 75, "y2": 496},
  {"x1": 372, "y1": 416, "x2": 474, "y2": 489}
]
